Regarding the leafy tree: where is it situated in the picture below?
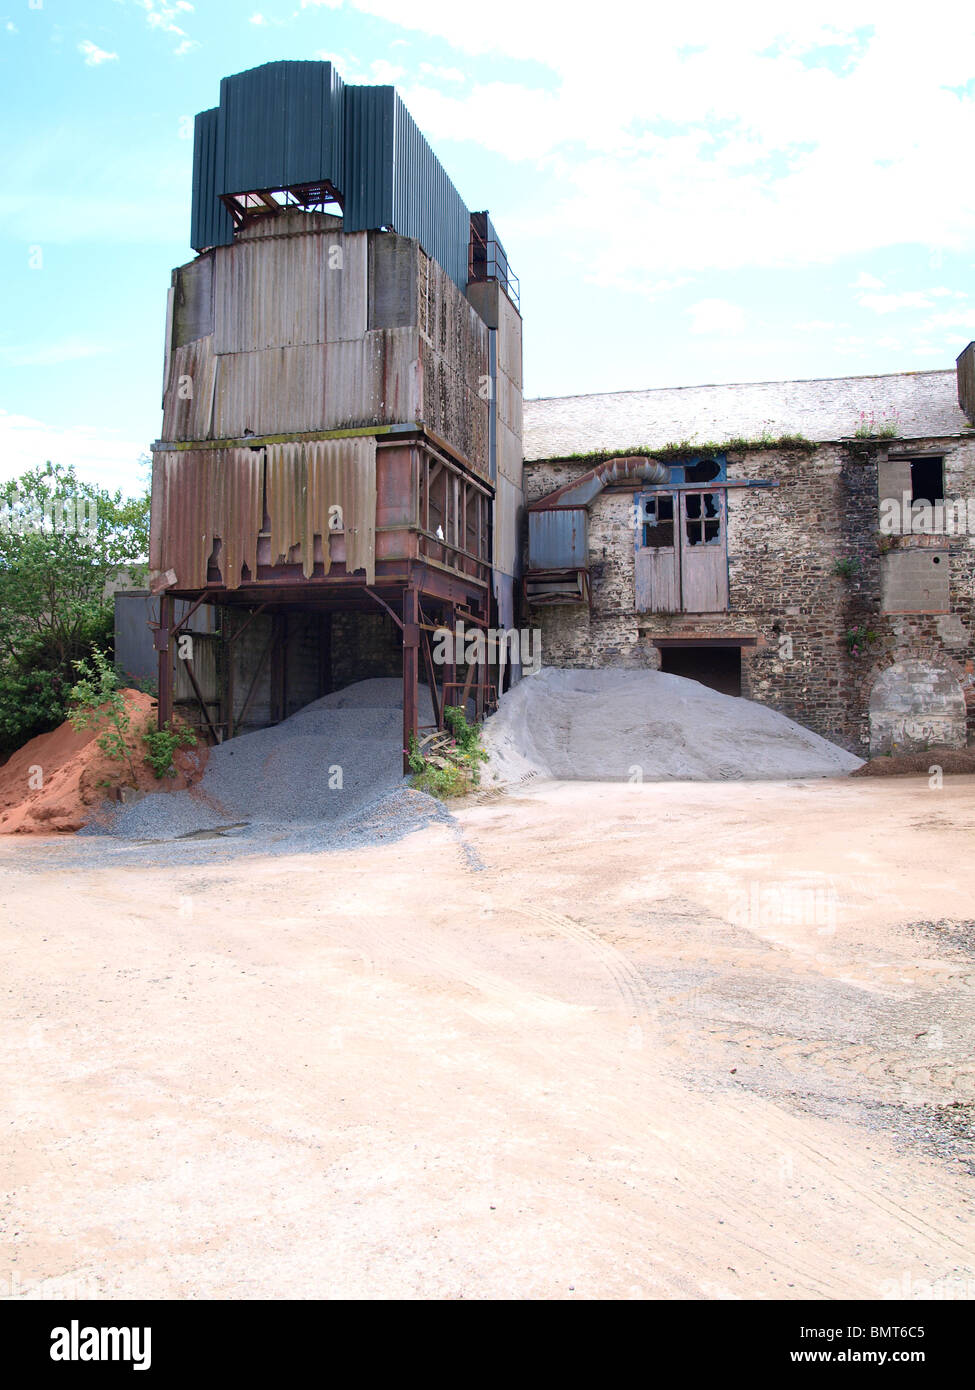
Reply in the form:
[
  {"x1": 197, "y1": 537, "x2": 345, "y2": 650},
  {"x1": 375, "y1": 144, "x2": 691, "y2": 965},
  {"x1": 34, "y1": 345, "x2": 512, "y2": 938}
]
[{"x1": 0, "y1": 459, "x2": 150, "y2": 754}]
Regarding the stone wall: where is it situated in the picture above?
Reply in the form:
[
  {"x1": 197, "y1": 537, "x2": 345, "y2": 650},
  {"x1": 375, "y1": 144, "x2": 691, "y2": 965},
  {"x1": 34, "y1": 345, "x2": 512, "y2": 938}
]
[{"x1": 524, "y1": 437, "x2": 975, "y2": 752}]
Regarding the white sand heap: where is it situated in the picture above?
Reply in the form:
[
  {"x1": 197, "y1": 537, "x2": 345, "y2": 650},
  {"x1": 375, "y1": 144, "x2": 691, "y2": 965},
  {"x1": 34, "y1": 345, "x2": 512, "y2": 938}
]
[{"x1": 481, "y1": 668, "x2": 863, "y2": 784}]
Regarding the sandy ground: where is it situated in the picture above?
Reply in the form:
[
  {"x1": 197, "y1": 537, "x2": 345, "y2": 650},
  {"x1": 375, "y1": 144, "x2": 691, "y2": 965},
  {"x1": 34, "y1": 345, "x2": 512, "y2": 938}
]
[{"x1": 2, "y1": 775, "x2": 974, "y2": 1300}]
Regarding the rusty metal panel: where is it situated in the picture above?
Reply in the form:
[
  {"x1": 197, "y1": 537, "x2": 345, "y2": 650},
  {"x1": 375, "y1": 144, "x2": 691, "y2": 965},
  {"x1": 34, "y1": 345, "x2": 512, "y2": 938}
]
[
  {"x1": 173, "y1": 254, "x2": 215, "y2": 348},
  {"x1": 528, "y1": 507, "x2": 587, "y2": 570},
  {"x1": 265, "y1": 437, "x2": 376, "y2": 582},
  {"x1": 957, "y1": 342, "x2": 975, "y2": 422},
  {"x1": 150, "y1": 448, "x2": 262, "y2": 591},
  {"x1": 162, "y1": 339, "x2": 216, "y2": 441},
  {"x1": 213, "y1": 224, "x2": 367, "y2": 354},
  {"x1": 209, "y1": 330, "x2": 420, "y2": 439},
  {"x1": 174, "y1": 633, "x2": 220, "y2": 706}
]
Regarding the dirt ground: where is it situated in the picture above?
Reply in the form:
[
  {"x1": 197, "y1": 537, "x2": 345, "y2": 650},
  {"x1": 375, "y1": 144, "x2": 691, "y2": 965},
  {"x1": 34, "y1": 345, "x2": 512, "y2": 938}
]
[{"x1": 2, "y1": 775, "x2": 974, "y2": 1300}]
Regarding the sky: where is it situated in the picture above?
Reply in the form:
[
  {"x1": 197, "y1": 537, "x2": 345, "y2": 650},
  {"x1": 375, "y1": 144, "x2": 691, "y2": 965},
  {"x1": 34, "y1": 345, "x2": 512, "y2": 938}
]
[{"x1": 3, "y1": 1, "x2": 975, "y2": 496}]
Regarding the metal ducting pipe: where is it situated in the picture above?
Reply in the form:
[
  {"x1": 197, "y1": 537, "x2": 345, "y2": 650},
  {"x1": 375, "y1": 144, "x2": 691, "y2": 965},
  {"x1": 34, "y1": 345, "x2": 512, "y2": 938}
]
[{"x1": 529, "y1": 455, "x2": 670, "y2": 511}]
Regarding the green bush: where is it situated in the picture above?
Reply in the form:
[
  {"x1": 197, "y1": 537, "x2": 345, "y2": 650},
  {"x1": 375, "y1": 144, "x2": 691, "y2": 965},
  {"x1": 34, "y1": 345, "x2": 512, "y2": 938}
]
[
  {"x1": 68, "y1": 647, "x2": 139, "y2": 783},
  {"x1": 407, "y1": 706, "x2": 488, "y2": 800},
  {"x1": 142, "y1": 720, "x2": 198, "y2": 779}
]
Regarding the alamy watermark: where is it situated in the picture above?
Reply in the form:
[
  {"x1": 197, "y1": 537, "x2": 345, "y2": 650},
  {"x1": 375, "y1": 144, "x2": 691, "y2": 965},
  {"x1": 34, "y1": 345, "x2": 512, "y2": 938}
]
[
  {"x1": 0, "y1": 489, "x2": 98, "y2": 538},
  {"x1": 431, "y1": 620, "x2": 541, "y2": 673},
  {"x1": 879, "y1": 492, "x2": 975, "y2": 536}
]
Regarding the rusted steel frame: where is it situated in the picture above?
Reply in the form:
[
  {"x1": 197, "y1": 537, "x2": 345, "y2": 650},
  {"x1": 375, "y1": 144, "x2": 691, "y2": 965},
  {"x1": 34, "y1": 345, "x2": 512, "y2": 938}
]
[
  {"x1": 157, "y1": 592, "x2": 175, "y2": 733},
  {"x1": 270, "y1": 613, "x2": 287, "y2": 725},
  {"x1": 183, "y1": 658, "x2": 221, "y2": 745},
  {"x1": 402, "y1": 585, "x2": 419, "y2": 772},
  {"x1": 233, "y1": 630, "x2": 274, "y2": 736},
  {"x1": 362, "y1": 585, "x2": 404, "y2": 630},
  {"x1": 171, "y1": 591, "x2": 211, "y2": 638},
  {"x1": 318, "y1": 613, "x2": 332, "y2": 697},
  {"x1": 445, "y1": 604, "x2": 457, "y2": 704},
  {"x1": 418, "y1": 605, "x2": 443, "y2": 730},
  {"x1": 416, "y1": 528, "x2": 485, "y2": 566},
  {"x1": 224, "y1": 601, "x2": 268, "y2": 647}
]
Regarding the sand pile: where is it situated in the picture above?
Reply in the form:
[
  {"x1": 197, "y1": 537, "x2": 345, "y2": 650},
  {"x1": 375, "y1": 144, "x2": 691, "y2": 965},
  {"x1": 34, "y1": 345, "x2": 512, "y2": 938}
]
[
  {"x1": 99, "y1": 677, "x2": 435, "y2": 840},
  {"x1": 0, "y1": 691, "x2": 207, "y2": 835},
  {"x1": 481, "y1": 668, "x2": 862, "y2": 784}
]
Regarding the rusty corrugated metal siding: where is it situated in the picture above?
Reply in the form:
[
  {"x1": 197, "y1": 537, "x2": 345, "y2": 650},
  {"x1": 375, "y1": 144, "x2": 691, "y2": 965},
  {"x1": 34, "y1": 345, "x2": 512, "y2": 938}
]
[
  {"x1": 151, "y1": 439, "x2": 376, "y2": 590},
  {"x1": 151, "y1": 448, "x2": 262, "y2": 590},
  {"x1": 528, "y1": 508, "x2": 589, "y2": 570},
  {"x1": 957, "y1": 342, "x2": 975, "y2": 423},
  {"x1": 213, "y1": 226, "x2": 367, "y2": 353},
  {"x1": 266, "y1": 438, "x2": 376, "y2": 582}
]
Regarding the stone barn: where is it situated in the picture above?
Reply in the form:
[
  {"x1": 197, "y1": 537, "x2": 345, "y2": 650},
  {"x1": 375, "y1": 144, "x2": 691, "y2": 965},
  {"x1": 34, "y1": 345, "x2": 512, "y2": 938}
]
[{"x1": 521, "y1": 364, "x2": 975, "y2": 755}]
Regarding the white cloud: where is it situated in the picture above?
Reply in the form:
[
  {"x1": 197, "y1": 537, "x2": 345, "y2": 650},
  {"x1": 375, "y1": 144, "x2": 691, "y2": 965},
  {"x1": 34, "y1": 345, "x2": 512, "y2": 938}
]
[
  {"x1": 851, "y1": 272, "x2": 884, "y2": 290},
  {"x1": 687, "y1": 299, "x2": 745, "y2": 336},
  {"x1": 311, "y1": 3, "x2": 975, "y2": 277},
  {"x1": 0, "y1": 409, "x2": 148, "y2": 493},
  {"x1": 173, "y1": 39, "x2": 199, "y2": 56},
  {"x1": 0, "y1": 340, "x2": 112, "y2": 368},
  {"x1": 137, "y1": 0, "x2": 195, "y2": 44},
  {"x1": 857, "y1": 290, "x2": 938, "y2": 313},
  {"x1": 369, "y1": 59, "x2": 405, "y2": 83},
  {"x1": 418, "y1": 62, "x2": 464, "y2": 83},
  {"x1": 795, "y1": 320, "x2": 837, "y2": 331},
  {"x1": 78, "y1": 40, "x2": 119, "y2": 67},
  {"x1": 249, "y1": 12, "x2": 268, "y2": 23}
]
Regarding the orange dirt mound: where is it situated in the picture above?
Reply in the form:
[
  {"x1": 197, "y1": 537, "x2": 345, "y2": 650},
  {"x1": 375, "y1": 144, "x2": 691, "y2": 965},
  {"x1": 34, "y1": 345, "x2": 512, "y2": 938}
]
[
  {"x1": 0, "y1": 691, "x2": 208, "y2": 835},
  {"x1": 850, "y1": 745, "x2": 975, "y2": 777}
]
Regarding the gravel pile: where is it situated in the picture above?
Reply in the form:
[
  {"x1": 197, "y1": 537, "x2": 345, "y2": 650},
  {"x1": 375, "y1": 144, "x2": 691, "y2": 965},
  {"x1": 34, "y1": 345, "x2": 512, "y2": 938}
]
[
  {"x1": 88, "y1": 678, "x2": 435, "y2": 846},
  {"x1": 482, "y1": 667, "x2": 862, "y2": 784}
]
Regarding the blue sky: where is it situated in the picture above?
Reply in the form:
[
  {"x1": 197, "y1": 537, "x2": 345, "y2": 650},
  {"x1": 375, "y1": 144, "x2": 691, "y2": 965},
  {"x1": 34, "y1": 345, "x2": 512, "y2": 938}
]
[{"x1": 3, "y1": 0, "x2": 975, "y2": 496}]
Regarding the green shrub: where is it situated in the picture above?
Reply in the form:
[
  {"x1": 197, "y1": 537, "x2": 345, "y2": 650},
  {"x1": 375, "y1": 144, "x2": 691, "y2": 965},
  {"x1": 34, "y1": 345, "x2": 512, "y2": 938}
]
[
  {"x1": 68, "y1": 647, "x2": 138, "y2": 783},
  {"x1": 142, "y1": 720, "x2": 197, "y2": 779},
  {"x1": 407, "y1": 707, "x2": 488, "y2": 800}
]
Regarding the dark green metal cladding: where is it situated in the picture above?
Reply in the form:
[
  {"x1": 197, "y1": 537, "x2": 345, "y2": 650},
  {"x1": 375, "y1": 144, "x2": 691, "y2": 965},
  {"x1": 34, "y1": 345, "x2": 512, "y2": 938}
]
[
  {"x1": 189, "y1": 60, "x2": 476, "y2": 290},
  {"x1": 218, "y1": 60, "x2": 345, "y2": 196}
]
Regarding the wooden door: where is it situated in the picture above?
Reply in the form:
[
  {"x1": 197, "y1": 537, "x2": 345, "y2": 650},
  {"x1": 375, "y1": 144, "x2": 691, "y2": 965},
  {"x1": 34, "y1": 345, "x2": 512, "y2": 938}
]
[
  {"x1": 635, "y1": 492, "x2": 679, "y2": 612},
  {"x1": 679, "y1": 490, "x2": 728, "y2": 612}
]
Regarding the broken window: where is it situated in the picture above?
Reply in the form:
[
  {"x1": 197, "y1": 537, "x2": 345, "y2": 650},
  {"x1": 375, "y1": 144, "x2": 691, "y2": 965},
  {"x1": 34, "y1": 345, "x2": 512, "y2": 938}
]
[
  {"x1": 684, "y1": 491, "x2": 722, "y2": 546},
  {"x1": 684, "y1": 458, "x2": 722, "y2": 484},
  {"x1": 642, "y1": 493, "x2": 675, "y2": 548},
  {"x1": 911, "y1": 458, "x2": 944, "y2": 506}
]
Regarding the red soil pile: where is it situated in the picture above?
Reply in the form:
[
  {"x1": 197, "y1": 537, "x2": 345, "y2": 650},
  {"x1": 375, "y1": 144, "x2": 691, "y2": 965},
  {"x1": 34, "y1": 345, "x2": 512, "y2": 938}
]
[
  {"x1": 0, "y1": 691, "x2": 208, "y2": 835},
  {"x1": 851, "y1": 745, "x2": 975, "y2": 777}
]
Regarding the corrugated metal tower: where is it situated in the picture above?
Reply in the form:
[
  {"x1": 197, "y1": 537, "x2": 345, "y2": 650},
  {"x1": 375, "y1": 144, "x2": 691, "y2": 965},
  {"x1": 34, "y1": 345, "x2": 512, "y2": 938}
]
[{"x1": 150, "y1": 61, "x2": 524, "y2": 762}]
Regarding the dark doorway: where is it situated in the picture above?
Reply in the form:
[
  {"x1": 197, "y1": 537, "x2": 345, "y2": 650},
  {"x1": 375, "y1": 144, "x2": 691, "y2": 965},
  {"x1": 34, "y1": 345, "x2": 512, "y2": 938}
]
[{"x1": 659, "y1": 644, "x2": 742, "y2": 696}]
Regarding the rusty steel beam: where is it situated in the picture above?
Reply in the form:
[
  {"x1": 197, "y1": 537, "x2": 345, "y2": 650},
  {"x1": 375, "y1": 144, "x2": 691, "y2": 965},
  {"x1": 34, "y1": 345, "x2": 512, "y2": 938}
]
[
  {"x1": 402, "y1": 584, "x2": 419, "y2": 772},
  {"x1": 182, "y1": 657, "x2": 221, "y2": 745},
  {"x1": 157, "y1": 592, "x2": 174, "y2": 732},
  {"x1": 171, "y1": 591, "x2": 211, "y2": 638}
]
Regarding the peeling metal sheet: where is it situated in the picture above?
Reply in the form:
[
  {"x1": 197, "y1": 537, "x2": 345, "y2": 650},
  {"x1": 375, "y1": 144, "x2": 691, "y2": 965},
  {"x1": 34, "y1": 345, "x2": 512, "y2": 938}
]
[
  {"x1": 266, "y1": 437, "x2": 376, "y2": 582},
  {"x1": 162, "y1": 339, "x2": 217, "y2": 441},
  {"x1": 150, "y1": 447, "x2": 262, "y2": 590}
]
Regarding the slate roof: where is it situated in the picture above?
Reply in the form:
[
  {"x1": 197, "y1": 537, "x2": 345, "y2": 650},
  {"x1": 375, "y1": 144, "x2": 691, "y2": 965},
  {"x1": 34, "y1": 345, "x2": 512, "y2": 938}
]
[{"x1": 522, "y1": 369, "x2": 968, "y2": 461}]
